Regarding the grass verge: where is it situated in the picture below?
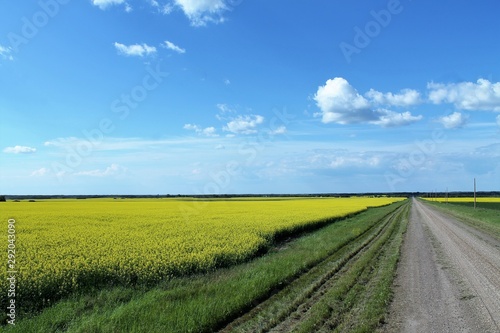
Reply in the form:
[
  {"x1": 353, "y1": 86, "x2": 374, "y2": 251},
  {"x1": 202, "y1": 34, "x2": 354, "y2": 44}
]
[
  {"x1": 423, "y1": 199, "x2": 500, "y2": 239},
  {"x1": 294, "y1": 202, "x2": 409, "y2": 333}
]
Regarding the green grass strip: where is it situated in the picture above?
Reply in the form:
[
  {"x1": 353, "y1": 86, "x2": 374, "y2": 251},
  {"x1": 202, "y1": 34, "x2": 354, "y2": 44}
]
[{"x1": 294, "y1": 203, "x2": 408, "y2": 333}]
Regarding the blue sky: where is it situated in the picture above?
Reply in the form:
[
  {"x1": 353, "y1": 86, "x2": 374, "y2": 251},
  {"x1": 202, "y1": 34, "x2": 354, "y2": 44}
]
[{"x1": 1, "y1": 0, "x2": 499, "y2": 195}]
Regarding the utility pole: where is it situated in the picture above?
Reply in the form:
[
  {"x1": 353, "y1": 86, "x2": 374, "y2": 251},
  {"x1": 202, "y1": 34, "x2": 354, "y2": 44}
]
[{"x1": 474, "y1": 178, "x2": 477, "y2": 209}]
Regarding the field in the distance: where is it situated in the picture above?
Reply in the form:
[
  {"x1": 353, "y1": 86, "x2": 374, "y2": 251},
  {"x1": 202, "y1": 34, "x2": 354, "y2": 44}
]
[
  {"x1": 424, "y1": 197, "x2": 500, "y2": 210},
  {"x1": 422, "y1": 197, "x2": 500, "y2": 239},
  {"x1": 1, "y1": 197, "x2": 403, "y2": 317}
]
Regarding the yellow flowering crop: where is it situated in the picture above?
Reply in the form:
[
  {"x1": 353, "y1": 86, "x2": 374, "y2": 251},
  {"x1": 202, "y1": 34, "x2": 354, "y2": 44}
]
[{"x1": 0, "y1": 197, "x2": 403, "y2": 309}]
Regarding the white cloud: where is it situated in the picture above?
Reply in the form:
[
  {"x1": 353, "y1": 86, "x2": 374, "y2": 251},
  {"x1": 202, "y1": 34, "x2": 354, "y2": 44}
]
[
  {"x1": 270, "y1": 126, "x2": 287, "y2": 135},
  {"x1": 74, "y1": 164, "x2": 126, "y2": 177},
  {"x1": 92, "y1": 0, "x2": 125, "y2": 10},
  {"x1": 365, "y1": 88, "x2": 421, "y2": 107},
  {"x1": 438, "y1": 112, "x2": 468, "y2": 129},
  {"x1": 114, "y1": 42, "x2": 157, "y2": 57},
  {"x1": 428, "y1": 79, "x2": 500, "y2": 111},
  {"x1": 163, "y1": 40, "x2": 186, "y2": 54},
  {"x1": 174, "y1": 0, "x2": 228, "y2": 26},
  {"x1": 162, "y1": 3, "x2": 174, "y2": 14},
  {"x1": 371, "y1": 110, "x2": 423, "y2": 128},
  {"x1": 3, "y1": 145, "x2": 37, "y2": 154},
  {"x1": 223, "y1": 115, "x2": 264, "y2": 134},
  {"x1": 31, "y1": 168, "x2": 50, "y2": 177},
  {"x1": 216, "y1": 103, "x2": 236, "y2": 120},
  {"x1": 497, "y1": 115, "x2": 500, "y2": 127},
  {"x1": 0, "y1": 45, "x2": 14, "y2": 61},
  {"x1": 314, "y1": 77, "x2": 422, "y2": 127},
  {"x1": 183, "y1": 124, "x2": 218, "y2": 137},
  {"x1": 314, "y1": 77, "x2": 374, "y2": 125}
]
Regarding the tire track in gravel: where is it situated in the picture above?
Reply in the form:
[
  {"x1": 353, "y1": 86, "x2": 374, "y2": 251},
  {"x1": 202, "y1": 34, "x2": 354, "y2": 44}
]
[{"x1": 384, "y1": 198, "x2": 500, "y2": 333}]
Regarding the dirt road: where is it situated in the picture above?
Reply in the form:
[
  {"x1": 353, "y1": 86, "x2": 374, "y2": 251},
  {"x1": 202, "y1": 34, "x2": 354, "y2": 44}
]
[{"x1": 385, "y1": 198, "x2": 500, "y2": 332}]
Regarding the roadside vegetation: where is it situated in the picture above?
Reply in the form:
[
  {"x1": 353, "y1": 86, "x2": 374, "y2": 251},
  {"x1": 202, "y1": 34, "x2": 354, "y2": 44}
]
[{"x1": 422, "y1": 197, "x2": 500, "y2": 239}]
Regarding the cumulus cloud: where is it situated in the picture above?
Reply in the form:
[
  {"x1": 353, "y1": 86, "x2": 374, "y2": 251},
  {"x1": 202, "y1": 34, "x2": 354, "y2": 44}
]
[
  {"x1": 314, "y1": 77, "x2": 374, "y2": 124},
  {"x1": 183, "y1": 124, "x2": 218, "y2": 137},
  {"x1": 92, "y1": 0, "x2": 125, "y2": 10},
  {"x1": 31, "y1": 168, "x2": 50, "y2": 177},
  {"x1": 174, "y1": 0, "x2": 228, "y2": 26},
  {"x1": 223, "y1": 115, "x2": 264, "y2": 134},
  {"x1": 163, "y1": 40, "x2": 186, "y2": 54},
  {"x1": 371, "y1": 110, "x2": 423, "y2": 128},
  {"x1": 428, "y1": 79, "x2": 500, "y2": 111},
  {"x1": 314, "y1": 77, "x2": 422, "y2": 127},
  {"x1": 3, "y1": 146, "x2": 37, "y2": 154},
  {"x1": 365, "y1": 88, "x2": 421, "y2": 107},
  {"x1": 438, "y1": 112, "x2": 468, "y2": 129},
  {"x1": 74, "y1": 164, "x2": 126, "y2": 177},
  {"x1": 114, "y1": 42, "x2": 157, "y2": 57},
  {"x1": 216, "y1": 103, "x2": 236, "y2": 120},
  {"x1": 306, "y1": 149, "x2": 386, "y2": 171},
  {"x1": 269, "y1": 126, "x2": 287, "y2": 135},
  {"x1": 0, "y1": 45, "x2": 14, "y2": 61}
]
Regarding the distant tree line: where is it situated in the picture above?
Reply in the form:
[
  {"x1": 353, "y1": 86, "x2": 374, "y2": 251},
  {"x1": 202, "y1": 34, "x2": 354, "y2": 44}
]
[{"x1": 1, "y1": 192, "x2": 499, "y2": 201}]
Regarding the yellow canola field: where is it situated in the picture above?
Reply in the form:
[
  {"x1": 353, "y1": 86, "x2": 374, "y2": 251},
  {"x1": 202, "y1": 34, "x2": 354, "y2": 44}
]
[{"x1": 1, "y1": 197, "x2": 404, "y2": 306}]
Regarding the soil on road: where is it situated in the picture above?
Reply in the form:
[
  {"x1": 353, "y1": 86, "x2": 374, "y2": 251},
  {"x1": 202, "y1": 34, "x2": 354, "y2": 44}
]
[{"x1": 384, "y1": 198, "x2": 500, "y2": 333}]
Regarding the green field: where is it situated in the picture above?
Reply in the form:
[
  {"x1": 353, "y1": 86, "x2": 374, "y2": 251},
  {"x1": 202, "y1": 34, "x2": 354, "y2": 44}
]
[{"x1": 422, "y1": 198, "x2": 500, "y2": 239}]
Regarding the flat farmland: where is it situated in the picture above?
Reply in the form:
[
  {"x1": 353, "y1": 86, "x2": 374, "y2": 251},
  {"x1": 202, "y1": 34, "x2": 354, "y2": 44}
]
[{"x1": 0, "y1": 196, "x2": 405, "y2": 330}]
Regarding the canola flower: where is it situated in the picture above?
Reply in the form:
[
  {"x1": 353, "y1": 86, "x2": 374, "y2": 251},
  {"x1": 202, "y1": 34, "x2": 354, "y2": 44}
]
[{"x1": 0, "y1": 197, "x2": 404, "y2": 309}]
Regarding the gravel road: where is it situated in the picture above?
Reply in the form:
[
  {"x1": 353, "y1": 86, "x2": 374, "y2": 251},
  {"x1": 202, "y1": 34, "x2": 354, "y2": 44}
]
[{"x1": 384, "y1": 198, "x2": 500, "y2": 333}]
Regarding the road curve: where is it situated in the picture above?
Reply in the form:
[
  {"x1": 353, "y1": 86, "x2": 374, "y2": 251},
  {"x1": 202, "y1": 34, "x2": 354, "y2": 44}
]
[{"x1": 384, "y1": 198, "x2": 500, "y2": 333}]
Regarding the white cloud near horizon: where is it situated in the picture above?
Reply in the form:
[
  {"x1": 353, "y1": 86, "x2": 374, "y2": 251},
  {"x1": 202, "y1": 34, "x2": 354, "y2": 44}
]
[
  {"x1": 31, "y1": 168, "x2": 50, "y2": 177},
  {"x1": 74, "y1": 164, "x2": 127, "y2": 177},
  {"x1": 3, "y1": 146, "x2": 37, "y2": 154},
  {"x1": 438, "y1": 112, "x2": 468, "y2": 129},
  {"x1": 114, "y1": 42, "x2": 157, "y2": 57},
  {"x1": 428, "y1": 79, "x2": 500, "y2": 112},
  {"x1": 183, "y1": 124, "x2": 218, "y2": 137},
  {"x1": 314, "y1": 78, "x2": 423, "y2": 127},
  {"x1": 163, "y1": 40, "x2": 186, "y2": 54}
]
